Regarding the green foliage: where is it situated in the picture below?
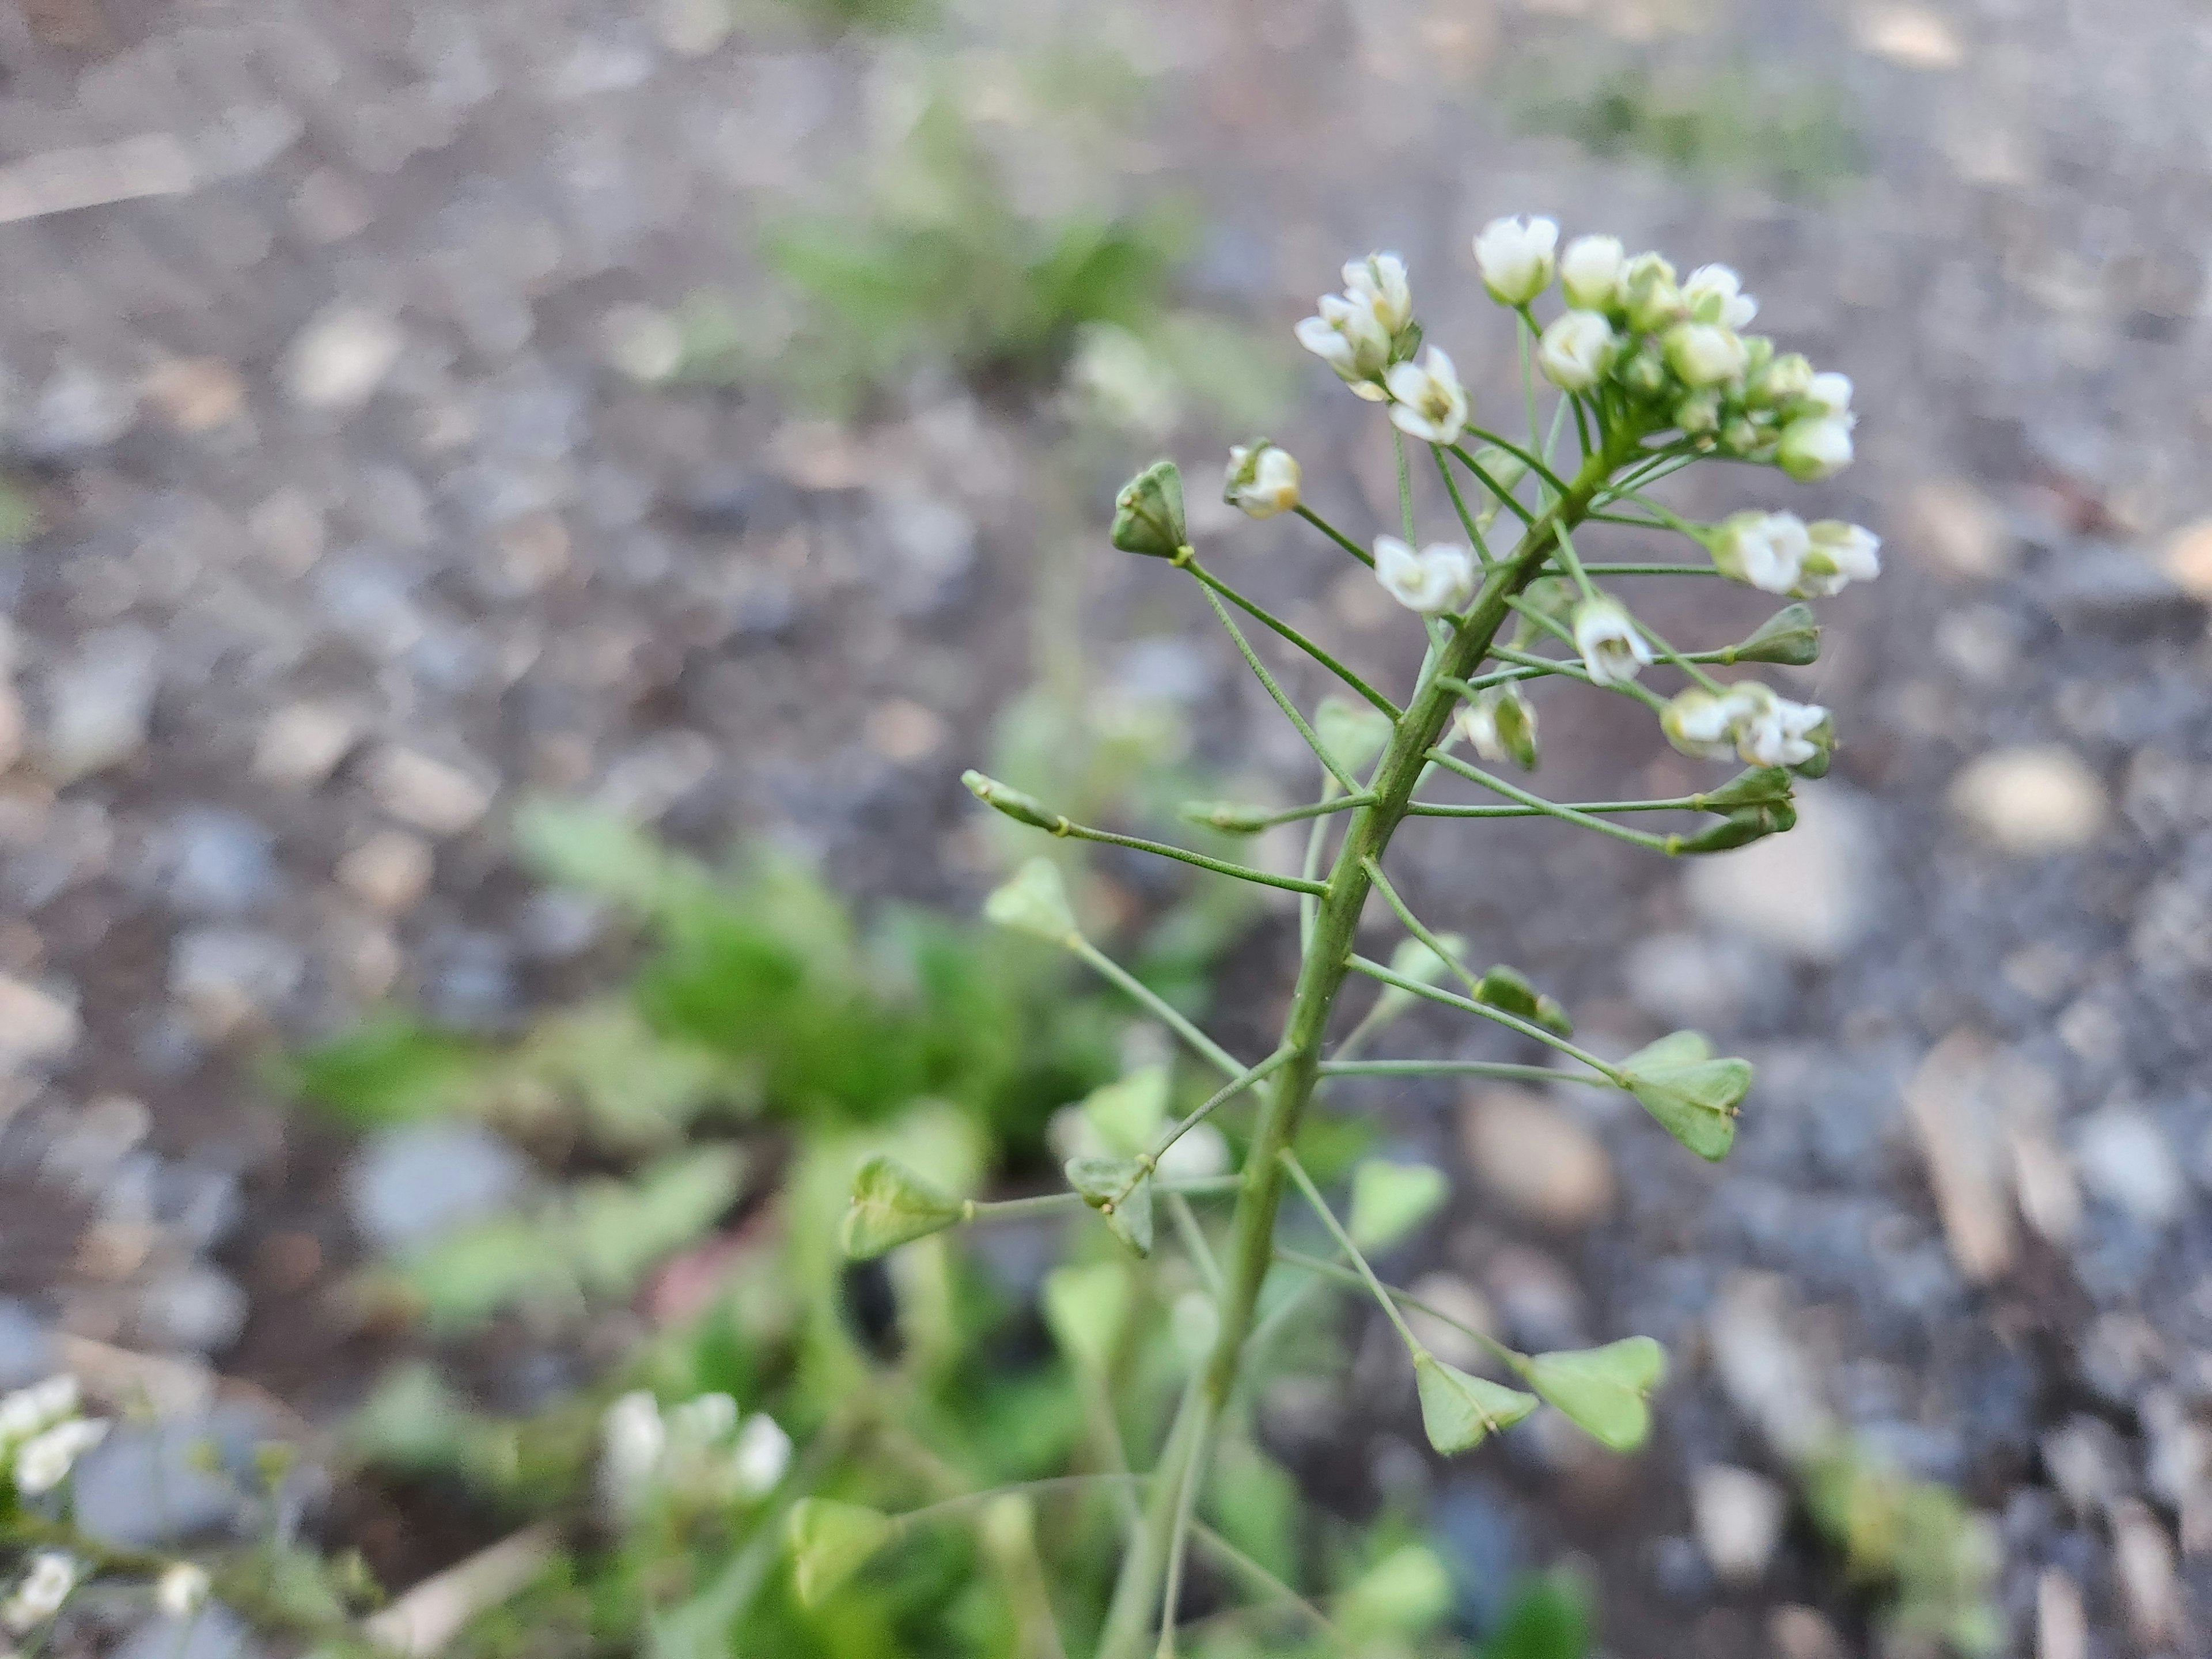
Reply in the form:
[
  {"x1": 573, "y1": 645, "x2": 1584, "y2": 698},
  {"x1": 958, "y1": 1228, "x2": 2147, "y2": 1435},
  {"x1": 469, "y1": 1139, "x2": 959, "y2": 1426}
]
[
  {"x1": 1802, "y1": 1442, "x2": 2003, "y2": 1656},
  {"x1": 1512, "y1": 56, "x2": 1864, "y2": 197}
]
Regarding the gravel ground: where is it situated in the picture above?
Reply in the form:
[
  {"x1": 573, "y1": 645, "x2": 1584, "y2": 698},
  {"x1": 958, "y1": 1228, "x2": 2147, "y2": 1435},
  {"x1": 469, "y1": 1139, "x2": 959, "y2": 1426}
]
[{"x1": 0, "y1": 0, "x2": 2209, "y2": 1653}]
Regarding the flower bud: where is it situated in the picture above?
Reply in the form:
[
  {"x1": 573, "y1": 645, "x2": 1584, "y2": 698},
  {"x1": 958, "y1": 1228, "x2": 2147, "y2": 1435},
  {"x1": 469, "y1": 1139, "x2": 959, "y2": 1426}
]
[
  {"x1": 1572, "y1": 595, "x2": 1654, "y2": 687},
  {"x1": 1384, "y1": 346, "x2": 1469, "y2": 445},
  {"x1": 1777, "y1": 415, "x2": 1854, "y2": 481},
  {"x1": 1789, "y1": 711, "x2": 1835, "y2": 778},
  {"x1": 1472, "y1": 214, "x2": 1558, "y2": 305},
  {"x1": 1697, "y1": 766, "x2": 1795, "y2": 812},
  {"x1": 1223, "y1": 440, "x2": 1301, "y2": 518},
  {"x1": 1672, "y1": 805, "x2": 1791, "y2": 855},
  {"x1": 1674, "y1": 389, "x2": 1721, "y2": 434},
  {"x1": 963, "y1": 771, "x2": 1066, "y2": 832},
  {"x1": 1343, "y1": 252, "x2": 1414, "y2": 337},
  {"x1": 1730, "y1": 603, "x2": 1822, "y2": 666},
  {"x1": 1619, "y1": 252, "x2": 1685, "y2": 332},
  {"x1": 1718, "y1": 416, "x2": 1762, "y2": 456},
  {"x1": 1754, "y1": 351, "x2": 1814, "y2": 407},
  {"x1": 1109, "y1": 459, "x2": 1187, "y2": 557},
  {"x1": 1373, "y1": 536, "x2": 1475, "y2": 616},
  {"x1": 1536, "y1": 310, "x2": 1616, "y2": 393},
  {"x1": 1707, "y1": 510, "x2": 1809, "y2": 594},
  {"x1": 982, "y1": 857, "x2": 1079, "y2": 942},
  {"x1": 1617, "y1": 346, "x2": 1668, "y2": 400},
  {"x1": 1794, "y1": 520, "x2": 1881, "y2": 596},
  {"x1": 1558, "y1": 234, "x2": 1626, "y2": 310},
  {"x1": 1683, "y1": 263, "x2": 1757, "y2": 329},
  {"x1": 1660, "y1": 687, "x2": 1743, "y2": 760},
  {"x1": 1474, "y1": 963, "x2": 1573, "y2": 1036},
  {"x1": 1806, "y1": 371, "x2": 1853, "y2": 416},
  {"x1": 1664, "y1": 322, "x2": 1749, "y2": 388},
  {"x1": 1458, "y1": 685, "x2": 1539, "y2": 771},
  {"x1": 1181, "y1": 800, "x2": 1272, "y2": 835},
  {"x1": 1295, "y1": 293, "x2": 1392, "y2": 395}
]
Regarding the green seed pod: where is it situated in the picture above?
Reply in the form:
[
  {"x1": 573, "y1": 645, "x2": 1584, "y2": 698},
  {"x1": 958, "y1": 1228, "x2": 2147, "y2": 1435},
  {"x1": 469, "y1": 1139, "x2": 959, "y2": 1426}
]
[
  {"x1": 1108, "y1": 459, "x2": 1187, "y2": 558},
  {"x1": 1730, "y1": 603, "x2": 1821, "y2": 666},
  {"x1": 962, "y1": 770, "x2": 1065, "y2": 832}
]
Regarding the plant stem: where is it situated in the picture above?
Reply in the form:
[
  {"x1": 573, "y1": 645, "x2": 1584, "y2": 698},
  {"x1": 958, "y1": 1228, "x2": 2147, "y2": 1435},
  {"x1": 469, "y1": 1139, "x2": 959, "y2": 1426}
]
[{"x1": 1093, "y1": 441, "x2": 1625, "y2": 1659}]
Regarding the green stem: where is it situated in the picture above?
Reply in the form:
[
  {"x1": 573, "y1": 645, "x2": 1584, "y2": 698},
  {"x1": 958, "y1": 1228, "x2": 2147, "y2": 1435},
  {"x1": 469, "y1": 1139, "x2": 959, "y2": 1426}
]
[
  {"x1": 1184, "y1": 560, "x2": 1400, "y2": 718},
  {"x1": 1431, "y1": 445, "x2": 1494, "y2": 565},
  {"x1": 1112, "y1": 1048, "x2": 1295, "y2": 1207},
  {"x1": 1273, "y1": 1248, "x2": 1526, "y2": 1370},
  {"x1": 1294, "y1": 505, "x2": 1373, "y2": 569},
  {"x1": 1166, "y1": 1193, "x2": 1222, "y2": 1296},
  {"x1": 1346, "y1": 950, "x2": 1624, "y2": 1078},
  {"x1": 1046, "y1": 816, "x2": 1331, "y2": 896},
  {"x1": 1391, "y1": 427, "x2": 1416, "y2": 546},
  {"x1": 1070, "y1": 938, "x2": 1245, "y2": 1080},
  {"x1": 1094, "y1": 442, "x2": 1626, "y2": 1659},
  {"x1": 1188, "y1": 1521, "x2": 1347, "y2": 1646},
  {"x1": 1419, "y1": 751, "x2": 1680, "y2": 852},
  {"x1": 1278, "y1": 1150, "x2": 1420, "y2": 1352},
  {"x1": 1193, "y1": 582, "x2": 1365, "y2": 796},
  {"x1": 1446, "y1": 444, "x2": 1536, "y2": 528},
  {"x1": 1319, "y1": 1058, "x2": 1610, "y2": 1085},
  {"x1": 1187, "y1": 792, "x2": 1377, "y2": 833}
]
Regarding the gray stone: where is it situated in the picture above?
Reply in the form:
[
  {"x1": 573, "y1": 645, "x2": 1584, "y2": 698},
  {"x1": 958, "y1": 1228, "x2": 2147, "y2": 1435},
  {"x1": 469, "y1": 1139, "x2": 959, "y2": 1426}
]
[
  {"x1": 1692, "y1": 1464, "x2": 1789, "y2": 1584},
  {"x1": 161, "y1": 807, "x2": 278, "y2": 918},
  {"x1": 284, "y1": 305, "x2": 404, "y2": 411},
  {"x1": 1949, "y1": 747, "x2": 2109, "y2": 855},
  {"x1": 44, "y1": 626, "x2": 159, "y2": 781},
  {"x1": 2035, "y1": 544, "x2": 2207, "y2": 642},
  {"x1": 0, "y1": 974, "x2": 79, "y2": 1069},
  {"x1": 1459, "y1": 1088, "x2": 1615, "y2": 1230},
  {"x1": 1685, "y1": 785, "x2": 1879, "y2": 963},
  {"x1": 252, "y1": 702, "x2": 358, "y2": 789},
  {"x1": 20, "y1": 357, "x2": 139, "y2": 458},
  {"x1": 366, "y1": 745, "x2": 494, "y2": 836},
  {"x1": 2074, "y1": 1107, "x2": 2186, "y2": 1227},
  {"x1": 114, "y1": 1606, "x2": 265, "y2": 1659},
  {"x1": 347, "y1": 1120, "x2": 528, "y2": 1253},
  {"x1": 73, "y1": 1411, "x2": 264, "y2": 1546},
  {"x1": 132, "y1": 1263, "x2": 249, "y2": 1353},
  {"x1": 169, "y1": 928, "x2": 306, "y2": 1036}
]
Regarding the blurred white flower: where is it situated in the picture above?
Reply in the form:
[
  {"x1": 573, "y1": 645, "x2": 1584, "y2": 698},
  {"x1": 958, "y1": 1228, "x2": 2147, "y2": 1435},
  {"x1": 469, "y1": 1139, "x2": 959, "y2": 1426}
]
[
  {"x1": 1224, "y1": 441, "x2": 1301, "y2": 518},
  {"x1": 1777, "y1": 415, "x2": 1855, "y2": 481},
  {"x1": 1709, "y1": 510, "x2": 1810, "y2": 594},
  {"x1": 1343, "y1": 252, "x2": 1414, "y2": 336},
  {"x1": 12, "y1": 1418, "x2": 107, "y2": 1497},
  {"x1": 1664, "y1": 323, "x2": 1749, "y2": 388},
  {"x1": 731, "y1": 1414, "x2": 793, "y2": 1499},
  {"x1": 2, "y1": 1554, "x2": 74, "y2": 1634},
  {"x1": 1683, "y1": 264, "x2": 1758, "y2": 330},
  {"x1": 1756, "y1": 351, "x2": 1814, "y2": 405},
  {"x1": 1296, "y1": 293, "x2": 1392, "y2": 395},
  {"x1": 1558, "y1": 234, "x2": 1625, "y2": 310},
  {"x1": 0, "y1": 1377, "x2": 77, "y2": 1447},
  {"x1": 156, "y1": 1563, "x2": 211, "y2": 1619},
  {"x1": 1661, "y1": 687, "x2": 1745, "y2": 759},
  {"x1": 1373, "y1": 537, "x2": 1475, "y2": 615},
  {"x1": 1806, "y1": 372, "x2": 1853, "y2": 416},
  {"x1": 1619, "y1": 252, "x2": 1685, "y2": 331},
  {"x1": 1730, "y1": 683, "x2": 1829, "y2": 768},
  {"x1": 1384, "y1": 346, "x2": 1468, "y2": 445},
  {"x1": 1572, "y1": 596, "x2": 1654, "y2": 687},
  {"x1": 1459, "y1": 685, "x2": 1539, "y2": 770},
  {"x1": 1472, "y1": 215, "x2": 1558, "y2": 305},
  {"x1": 1796, "y1": 520, "x2": 1882, "y2": 596},
  {"x1": 599, "y1": 1391, "x2": 666, "y2": 1518},
  {"x1": 1536, "y1": 310, "x2": 1615, "y2": 392},
  {"x1": 666, "y1": 1392, "x2": 738, "y2": 1448}
]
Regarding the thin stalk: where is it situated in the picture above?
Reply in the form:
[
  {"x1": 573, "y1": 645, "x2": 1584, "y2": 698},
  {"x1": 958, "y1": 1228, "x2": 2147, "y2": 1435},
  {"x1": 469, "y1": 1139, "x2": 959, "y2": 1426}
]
[
  {"x1": 1404, "y1": 794, "x2": 1711, "y2": 819},
  {"x1": 1446, "y1": 445, "x2": 1536, "y2": 527},
  {"x1": 1185, "y1": 560, "x2": 1400, "y2": 718},
  {"x1": 1154, "y1": 1388, "x2": 1215, "y2": 1656},
  {"x1": 1194, "y1": 584, "x2": 1365, "y2": 796},
  {"x1": 1187, "y1": 791, "x2": 1377, "y2": 834},
  {"x1": 1631, "y1": 614, "x2": 1728, "y2": 695},
  {"x1": 1189, "y1": 1521, "x2": 1347, "y2": 1647},
  {"x1": 1420, "y1": 750, "x2": 1680, "y2": 852},
  {"x1": 1094, "y1": 441, "x2": 1627, "y2": 1659},
  {"x1": 1166, "y1": 1193, "x2": 1222, "y2": 1296},
  {"x1": 1579, "y1": 560, "x2": 1718, "y2": 576},
  {"x1": 1347, "y1": 952, "x2": 1624, "y2": 1078},
  {"x1": 1431, "y1": 445, "x2": 1494, "y2": 564},
  {"x1": 1278, "y1": 1150, "x2": 1420, "y2": 1352},
  {"x1": 1297, "y1": 779, "x2": 1339, "y2": 953},
  {"x1": 1273, "y1": 1248, "x2": 1525, "y2": 1371},
  {"x1": 1392, "y1": 427, "x2": 1416, "y2": 546},
  {"x1": 1111, "y1": 1048, "x2": 1296, "y2": 1207},
  {"x1": 1044, "y1": 815, "x2": 1331, "y2": 896},
  {"x1": 1294, "y1": 505, "x2": 1374, "y2": 569},
  {"x1": 1476, "y1": 647, "x2": 1669, "y2": 711},
  {"x1": 1070, "y1": 938, "x2": 1245, "y2": 1081},
  {"x1": 895, "y1": 1473, "x2": 1148, "y2": 1532},
  {"x1": 1319, "y1": 1058, "x2": 1611, "y2": 1085}
]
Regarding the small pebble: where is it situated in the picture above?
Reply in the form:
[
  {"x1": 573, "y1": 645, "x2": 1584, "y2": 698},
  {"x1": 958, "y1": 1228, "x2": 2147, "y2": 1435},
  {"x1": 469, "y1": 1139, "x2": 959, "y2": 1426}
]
[
  {"x1": 1691, "y1": 1464, "x2": 1788, "y2": 1584},
  {"x1": 367, "y1": 747, "x2": 494, "y2": 836},
  {"x1": 1948, "y1": 747, "x2": 2108, "y2": 854},
  {"x1": 337, "y1": 828, "x2": 434, "y2": 915}
]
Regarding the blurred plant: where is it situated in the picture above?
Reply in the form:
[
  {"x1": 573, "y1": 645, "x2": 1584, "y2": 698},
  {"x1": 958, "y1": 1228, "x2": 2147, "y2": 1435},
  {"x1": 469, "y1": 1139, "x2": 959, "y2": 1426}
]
[
  {"x1": 1803, "y1": 1441, "x2": 2003, "y2": 1657},
  {"x1": 877, "y1": 217, "x2": 1879, "y2": 1654},
  {"x1": 1512, "y1": 57, "x2": 1863, "y2": 196}
]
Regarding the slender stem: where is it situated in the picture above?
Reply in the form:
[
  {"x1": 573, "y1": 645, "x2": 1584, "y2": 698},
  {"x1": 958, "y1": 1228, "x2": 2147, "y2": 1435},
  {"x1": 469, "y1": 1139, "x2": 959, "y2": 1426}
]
[
  {"x1": 1047, "y1": 816, "x2": 1331, "y2": 896},
  {"x1": 1516, "y1": 315, "x2": 1540, "y2": 458},
  {"x1": 1391, "y1": 427, "x2": 1416, "y2": 547},
  {"x1": 1154, "y1": 1389, "x2": 1214, "y2": 1656},
  {"x1": 1188, "y1": 1521, "x2": 1347, "y2": 1646},
  {"x1": 1431, "y1": 445, "x2": 1493, "y2": 565},
  {"x1": 1185, "y1": 560, "x2": 1400, "y2": 718},
  {"x1": 1421, "y1": 749, "x2": 1680, "y2": 851},
  {"x1": 1273, "y1": 1248, "x2": 1525, "y2": 1370},
  {"x1": 968, "y1": 1179, "x2": 1244, "y2": 1226},
  {"x1": 1404, "y1": 795, "x2": 1711, "y2": 819},
  {"x1": 1459, "y1": 427, "x2": 1574, "y2": 505},
  {"x1": 1631, "y1": 614, "x2": 1728, "y2": 695},
  {"x1": 1446, "y1": 445, "x2": 1536, "y2": 527},
  {"x1": 1320, "y1": 1058, "x2": 1611, "y2": 1085},
  {"x1": 1111, "y1": 1048, "x2": 1295, "y2": 1206},
  {"x1": 1194, "y1": 584, "x2": 1364, "y2": 796},
  {"x1": 1346, "y1": 952, "x2": 1624, "y2": 1078},
  {"x1": 1166, "y1": 1193, "x2": 1222, "y2": 1297},
  {"x1": 895, "y1": 1473, "x2": 1148, "y2": 1532},
  {"x1": 1578, "y1": 561, "x2": 1718, "y2": 576},
  {"x1": 1358, "y1": 854, "x2": 1484, "y2": 1004},
  {"x1": 1278, "y1": 1150, "x2": 1419, "y2": 1352},
  {"x1": 1477, "y1": 647, "x2": 1669, "y2": 711},
  {"x1": 1095, "y1": 441, "x2": 1626, "y2": 1659},
  {"x1": 1297, "y1": 778, "x2": 1338, "y2": 954},
  {"x1": 1548, "y1": 515, "x2": 1601, "y2": 603},
  {"x1": 1187, "y1": 792, "x2": 1377, "y2": 833},
  {"x1": 1070, "y1": 938, "x2": 1245, "y2": 1081},
  {"x1": 1294, "y1": 505, "x2": 1373, "y2": 569}
]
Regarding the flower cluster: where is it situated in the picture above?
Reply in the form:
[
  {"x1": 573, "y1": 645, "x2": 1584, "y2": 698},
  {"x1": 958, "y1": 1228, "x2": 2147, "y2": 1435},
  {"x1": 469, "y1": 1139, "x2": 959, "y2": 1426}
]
[
  {"x1": 1292, "y1": 254, "x2": 1418, "y2": 404},
  {"x1": 1663, "y1": 680, "x2": 1831, "y2": 770},
  {"x1": 1468, "y1": 216, "x2": 1858, "y2": 480},
  {"x1": 1, "y1": 1375, "x2": 107, "y2": 1499},
  {"x1": 2, "y1": 1552, "x2": 74, "y2": 1635},
  {"x1": 599, "y1": 1390, "x2": 792, "y2": 1520},
  {"x1": 1708, "y1": 510, "x2": 1881, "y2": 598}
]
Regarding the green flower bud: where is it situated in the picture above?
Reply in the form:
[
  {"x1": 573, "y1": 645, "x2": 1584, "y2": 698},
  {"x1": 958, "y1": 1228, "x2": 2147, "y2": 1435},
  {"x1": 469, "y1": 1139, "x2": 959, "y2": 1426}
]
[
  {"x1": 1619, "y1": 252, "x2": 1685, "y2": 333},
  {"x1": 1414, "y1": 1351, "x2": 1539, "y2": 1453},
  {"x1": 1618, "y1": 346, "x2": 1668, "y2": 400},
  {"x1": 1525, "y1": 1336, "x2": 1667, "y2": 1452},
  {"x1": 1752, "y1": 350, "x2": 1815, "y2": 407},
  {"x1": 840, "y1": 1154, "x2": 968, "y2": 1260},
  {"x1": 1672, "y1": 805, "x2": 1793, "y2": 854},
  {"x1": 1179, "y1": 800, "x2": 1273, "y2": 835},
  {"x1": 1618, "y1": 1031, "x2": 1749, "y2": 1161},
  {"x1": 1730, "y1": 603, "x2": 1821, "y2": 666},
  {"x1": 1789, "y1": 712, "x2": 1836, "y2": 778},
  {"x1": 1109, "y1": 459, "x2": 1187, "y2": 558},
  {"x1": 1674, "y1": 389, "x2": 1722, "y2": 435},
  {"x1": 963, "y1": 770, "x2": 1066, "y2": 832},
  {"x1": 982, "y1": 857, "x2": 1078, "y2": 943},
  {"x1": 1474, "y1": 963, "x2": 1573, "y2": 1036},
  {"x1": 1695, "y1": 767, "x2": 1794, "y2": 812}
]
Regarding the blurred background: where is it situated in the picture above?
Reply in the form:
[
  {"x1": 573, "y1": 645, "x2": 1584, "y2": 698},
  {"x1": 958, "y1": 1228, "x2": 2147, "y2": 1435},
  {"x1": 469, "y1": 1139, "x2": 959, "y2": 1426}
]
[{"x1": 0, "y1": 0, "x2": 2206, "y2": 1654}]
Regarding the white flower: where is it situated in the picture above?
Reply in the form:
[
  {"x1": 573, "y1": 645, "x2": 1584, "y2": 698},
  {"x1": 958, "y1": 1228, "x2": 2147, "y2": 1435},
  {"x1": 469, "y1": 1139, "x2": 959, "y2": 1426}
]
[
  {"x1": 1458, "y1": 685, "x2": 1538, "y2": 770},
  {"x1": 0, "y1": 1376, "x2": 77, "y2": 1447},
  {"x1": 1806, "y1": 372, "x2": 1853, "y2": 416},
  {"x1": 1756, "y1": 351, "x2": 1814, "y2": 405},
  {"x1": 1777, "y1": 414, "x2": 1855, "y2": 481},
  {"x1": 1224, "y1": 441, "x2": 1301, "y2": 518},
  {"x1": 156, "y1": 1563, "x2": 211, "y2": 1619},
  {"x1": 1384, "y1": 347, "x2": 1468, "y2": 445},
  {"x1": 1558, "y1": 235, "x2": 1625, "y2": 310},
  {"x1": 666, "y1": 1392, "x2": 738, "y2": 1447},
  {"x1": 1730, "y1": 683, "x2": 1829, "y2": 768},
  {"x1": 1660, "y1": 687, "x2": 1746, "y2": 759},
  {"x1": 1536, "y1": 310, "x2": 1615, "y2": 392},
  {"x1": 12, "y1": 1418, "x2": 107, "y2": 1496},
  {"x1": 731, "y1": 1414, "x2": 793, "y2": 1499},
  {"x1": 1683, "y1": 264, "x2": 1758, "y2": 330},
  {"x1": 1618, "y1": 252, "x2": 1685, "y2": 331},
  {"x1": 1343, "y1": 252, "x2": 1413, "y2": 336},
  {"x1": 1295, "y1": 293, "x2": 1392, "y2": 394},
  {"x1": 2, "y1": 1554, "x2": 75, "y2": 1634},
  {"x1": 599, "y1": 1391, "x2": 666, "y2": 1517},
  {"x1": 1663, "y1": 322, "x2": 1749, "y2": 388},
  {"x1": 1373, "y1": 537, "x2": 1475, "y2": 615},
  {"x1": 1472, "y1": 215, "x2": 1558, "y2": 305},
  {"x1": 1795, "y1": 520, "x2": 1881, "y2": 596},
  {"x1": 1709, "y1": 510, "x2": 1810, "y2": 594},
  {"x1": 1571, "y1": 596, "x2": 1653, "y2": 687}
]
